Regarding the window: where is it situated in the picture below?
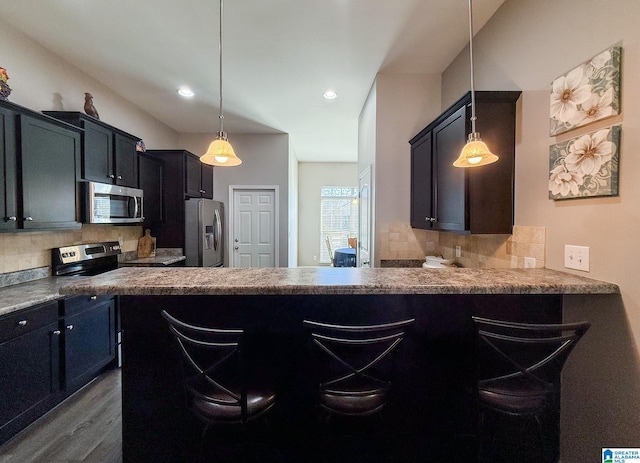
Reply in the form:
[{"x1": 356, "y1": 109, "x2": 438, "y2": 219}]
[{"x1": 320, "y1": 187, "x2": 358, "y2": 263}]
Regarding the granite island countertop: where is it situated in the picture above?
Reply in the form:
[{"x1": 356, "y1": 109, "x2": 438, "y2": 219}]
[{"x1": 58, "y1": 267, "x2": 619, "y2": 297}]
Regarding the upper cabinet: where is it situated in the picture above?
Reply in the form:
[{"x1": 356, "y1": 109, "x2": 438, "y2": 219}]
[
  {"x1": 138, "y1": 153, "x2": 163, "y2": 226},
  {"x1": 146, "y1": 149, "x2": 213, "y2": 201},
  {"x1": 409, "y1": 91, "x2": 521, "y2": 234},
  {"x1": 43, "y1": 112, "x2": 139, "y2": 188},
  {"x1": 1, "y1": 100, "x2": 82, "y2": 231}
]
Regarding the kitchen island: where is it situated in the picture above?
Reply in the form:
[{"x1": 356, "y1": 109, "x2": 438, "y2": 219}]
[{"x1": 59, "y1": 267, "x2": 618, "y2": 463}]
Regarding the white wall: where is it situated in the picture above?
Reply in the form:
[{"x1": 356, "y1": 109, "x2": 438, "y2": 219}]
[
  {"x1": 441, "y1": 0, "x2": 640, "y2": 460},
  {"x1": 178, "y1": 133, "x2": 290, "y2": 267},
  {"x1": 0, "y1": 18, "x2": 178, "y2": 148},
  {"x1": 297, "y1": 163, "x2": 358, "y2": 266}
]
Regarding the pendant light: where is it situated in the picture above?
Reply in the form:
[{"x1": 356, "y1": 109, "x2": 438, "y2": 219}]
[
  {"x1": 201, "y1": 0, "x2": 242, "y2": 167},
  {"x1": 453, "y1": 0, "x2": 498, "y2": 168}
]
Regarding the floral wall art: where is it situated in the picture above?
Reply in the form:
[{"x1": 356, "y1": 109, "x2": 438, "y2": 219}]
[
  {"x1": 549, "y1": 45, "x2": 621, "y2": 136},
  {"x1": 548, "y1": 125, "x2": 620, "y2": 200}
]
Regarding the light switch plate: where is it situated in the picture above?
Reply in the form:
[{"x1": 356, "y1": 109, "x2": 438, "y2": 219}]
[{"x1": 564, "y1": 245, "x2": 590, "y2": 272}]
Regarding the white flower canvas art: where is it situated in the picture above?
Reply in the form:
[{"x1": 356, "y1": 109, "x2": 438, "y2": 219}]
[
  {"x1": 550, "y1": 45, "x2": 621, "y2": 136},
  {"x1": 549, "y1": 125, "x2": 620, "y2": 200}
]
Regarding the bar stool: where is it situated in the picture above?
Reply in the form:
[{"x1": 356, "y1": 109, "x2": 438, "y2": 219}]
[
  {"x1": 472, "y1": 316, "x2": 591, "y2": 463},
  {"x1": 303, "y1": 318, "x2": 414, "y2": 462},
  {"x1": 161, "y1": 310, "x2": 278, "y2": 462}
]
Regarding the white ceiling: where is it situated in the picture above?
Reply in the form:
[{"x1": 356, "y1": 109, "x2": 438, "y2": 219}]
[{"x1": 0, "y1": 0, "x2": 505, "y2": 162}]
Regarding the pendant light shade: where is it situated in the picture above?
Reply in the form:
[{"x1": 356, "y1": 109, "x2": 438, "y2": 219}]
[
  {"x1": 453, "y1": 0, "x2": 497, "y2": 168},
  {"x1": 453, "y1": 132, "x2": 498, "y2": 167},
  {"x1": 201, "y1": 0, "x2": 241, "y2": 167},
  {"x1": 201, "y1": 131, "x2": 242, "y2": 166}
]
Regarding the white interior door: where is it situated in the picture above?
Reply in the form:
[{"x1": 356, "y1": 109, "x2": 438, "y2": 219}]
[
  {"x1": 358, "y1": 166, "x2": 372, "y2": 267},
  {"x1": 231, "y1": 188, "x2": 277, "y2": 268}
]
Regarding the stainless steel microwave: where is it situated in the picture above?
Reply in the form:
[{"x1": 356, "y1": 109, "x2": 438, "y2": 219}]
[{"x1": 83, "y1": 181, "x2": 144, "y2": 224}]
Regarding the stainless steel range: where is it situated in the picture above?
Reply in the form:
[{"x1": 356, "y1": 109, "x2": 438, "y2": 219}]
[
  {"x1": 52, "y1": 241, "x2": 123, "y2": 367},
  {"x1": 52, "y1": 241, "x2": 122, "y2": 277}
]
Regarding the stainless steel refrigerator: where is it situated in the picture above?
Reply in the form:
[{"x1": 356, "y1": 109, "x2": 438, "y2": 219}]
[{"x1": 184, "y1": 199, "x2": 224, "y2": 267}]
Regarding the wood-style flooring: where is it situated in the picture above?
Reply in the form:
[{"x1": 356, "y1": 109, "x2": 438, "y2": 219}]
[{"x1": 0, "y1": 369, "x2": 122, "y2": 463}]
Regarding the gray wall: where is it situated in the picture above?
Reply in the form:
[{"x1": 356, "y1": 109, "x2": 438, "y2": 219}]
[
  {"x1": 179, "y1": 133, "x2": 291, "y2": 267},
  {"x1": 441, "y1": 0, "x2": 640, "y2": 460},
  {"x1": 297, "y1": 162, "x2": 358, "y2": 266}
]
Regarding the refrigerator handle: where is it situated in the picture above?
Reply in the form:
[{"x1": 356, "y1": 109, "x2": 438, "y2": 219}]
[{"x1": 214, "y1": 209, "x2": 222, "y2": 252}]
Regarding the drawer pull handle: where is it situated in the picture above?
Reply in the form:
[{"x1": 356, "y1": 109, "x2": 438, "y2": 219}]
[
  {"x1": 90, "y1": 295, "x2": 97, "y2": 300},
  {"x1": 17, "y1": 320, "x2": 28, "y2": 326},
  {"x1": 66, "y1": 324, "x2": 74, "y2": 331},
  {"x1": 52, "y1": 330, "x2": 61, "y2": 336}
]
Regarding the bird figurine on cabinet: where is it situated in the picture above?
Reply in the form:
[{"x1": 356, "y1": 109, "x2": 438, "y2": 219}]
[{"x1": 84, "y1": 92, "x2": 100, "y2": 119}]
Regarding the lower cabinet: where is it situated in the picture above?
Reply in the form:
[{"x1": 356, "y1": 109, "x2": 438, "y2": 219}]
[
  {"x1": 63, "y1": 295, "x2": 116, "y2": 393},
  {"x1": 0, "y1": 301, "x2": 61, "y2": 444},
  {"x1": 0, "y1": 295, "x2": 117, "y2": 445}
]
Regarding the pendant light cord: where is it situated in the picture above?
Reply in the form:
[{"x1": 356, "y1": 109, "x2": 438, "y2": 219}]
[
  {"x1": 468, "y1": 0, "x2": 476, "y2": 134},
  {"x1": 218, "y1": 0, "x2": 225, "y2": 134}
]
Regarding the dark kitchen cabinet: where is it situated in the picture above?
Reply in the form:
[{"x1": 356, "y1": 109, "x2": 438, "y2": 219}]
[
  {"x1": 0, "y1": 295, "x2": 118, "y2": 445},
  {"x1": 410, "y1": 131, "x2": 432, "y2": 229},
  {"x1": 20, "y1": 115, "x2": 82, "y2": 230},
  {"x1": 43, "y1": 111, "x2": 139, "y2": 188},
  {"x1": 138, "y1": 153, "x2": 163, "y2": 226},
  {"x1": 63, "y1": 295, "x2": 116, "y2": 393},
  {"x1": 146, "y1": 149, "x2": 213, "y2": 201},
  {"x1": 185, "y1": 152, "x2": 214, "y2": 199},
  {"x1": 0, "y1": 301, "x2": 61, "y2": 444},
  {"x1": 409, "y1": 91, "x2": 521, "y2": 234},
  {"x1": 0, "y1": 100, "x2": 82, "y2": 231},
  {"x1": 144, "y1": 149, "x2": 214, "y2": 248},
  {"x1": 0, "y1": 105, "x2": 17, "y2": 231}
]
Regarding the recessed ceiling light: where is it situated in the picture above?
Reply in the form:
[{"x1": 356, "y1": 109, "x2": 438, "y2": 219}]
[
  {"x1": 323, "y1": 90, "x2": 338, "y2": 100},
  {"x1": 177, "y1": 87, "x2": 194, "y2": 97}
]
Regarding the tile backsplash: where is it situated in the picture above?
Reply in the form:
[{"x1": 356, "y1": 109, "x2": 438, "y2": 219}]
[
  {"x1": 0, "y1": 225, "x2": 143, "y2": 275},
  {"x1": 379, "y1": 223, "x2": 545, "y2": 268}
]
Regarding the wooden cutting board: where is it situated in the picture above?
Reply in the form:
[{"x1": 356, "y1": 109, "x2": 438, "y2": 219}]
[{"x1": 137, "y1": 229, "x2": 156, "y2": 258}]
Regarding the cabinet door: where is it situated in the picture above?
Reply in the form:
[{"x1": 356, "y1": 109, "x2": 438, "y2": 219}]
[
  {"x1": 433, "y1": 106, "x2": 467, "y2": 232},
  {"x1": 19, "y1": 115, "x2": 81, "y2": 229},
  {"x1": 200, "y1": 163, "x2": 214, "y2": 199},
  {"x1": 0, "y1": 106, "x2": 17, "y2": 231},
  {"x1": 138, "y1": 154, "x2": 163, "y2": 224},
  {"x1": 410, "y1": 131, "x2": 433, "y2": 229},
  {"x1": 64, "y1": 298, "x2": 116, "y2": 392},
  {"x1": 114, "y1": 134, "x2": 138, "y2": 188},
  {"x1": 184, "y1": 154, "x2": 203, "y2": 198},
  {"x1": 0, "y1": 301, "x2": 61, "y2": 444},
  {"x1": 82, "y1": 119, "x2": 114, "y2": 183}
]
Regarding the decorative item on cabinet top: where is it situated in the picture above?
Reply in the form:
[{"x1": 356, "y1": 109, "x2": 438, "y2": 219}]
[
  {"x1": 0, "y1": 67, "x2": 11, "y2": 101},
  {"x1": 83, "y1": 92, "x2": 100, "y2": 119}
]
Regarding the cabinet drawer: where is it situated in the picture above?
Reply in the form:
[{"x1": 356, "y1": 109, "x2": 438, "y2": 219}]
[
  {"x1": 0, "y1": 301, "x2": 59, "y2": 343},
  {"x1": 64, "y1": 295, "x2": 114, "y2": 316}
]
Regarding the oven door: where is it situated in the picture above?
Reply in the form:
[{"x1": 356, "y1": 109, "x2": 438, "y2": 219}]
[{"x1": 83, "y1": 182, "x2": 144, "y2": 224}]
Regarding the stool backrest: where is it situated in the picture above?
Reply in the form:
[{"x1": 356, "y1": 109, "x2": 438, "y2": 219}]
[
  {"x1": 472, "y1": 316, "x2": 591, "y2": 391},
  {"x1": 161, "y1": 310, "x2": 247, "y2": 421},
  {"x1": 303, "y1": 319, "x2": 414, "y2": 412}
]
